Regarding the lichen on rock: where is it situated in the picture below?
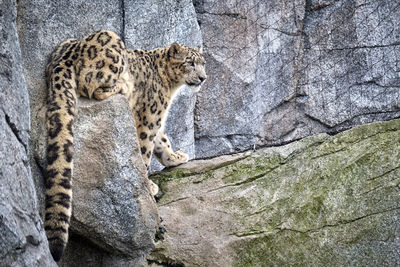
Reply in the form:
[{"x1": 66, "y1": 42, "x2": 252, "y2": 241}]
[{"x1": 150, "y1": 119, "x2": 400, "y2": 266}]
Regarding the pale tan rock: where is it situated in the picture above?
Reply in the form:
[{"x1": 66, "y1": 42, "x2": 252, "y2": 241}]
[{"x1": 150, "y1": 119, "x2": 400, "y2": 266}]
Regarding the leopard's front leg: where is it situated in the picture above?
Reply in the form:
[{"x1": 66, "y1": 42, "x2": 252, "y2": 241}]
[
  {"x1": 137, "y1": 127, "x2": 156, "y2": 169},
  {"x1": 153, "y1": 131, "x2": 188, "y2": 167},
  {"x1": 136, "y1": 125, "x2": 160, "y2": 196}
]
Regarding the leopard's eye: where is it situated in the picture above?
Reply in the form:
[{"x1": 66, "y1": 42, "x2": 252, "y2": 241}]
[{"x1": 186, "y1": 60, "x2": 195, "y2": 67}]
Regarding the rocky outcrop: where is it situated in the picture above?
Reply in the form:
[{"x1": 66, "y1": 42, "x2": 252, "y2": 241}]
[
  {"x1": 2, "y1": 0, "x2": 398, "y2": 265},
  {"x1": 193, "y1": 0, "x2": 400, "y2": 157},
  {"x1": 0, "y1": 1, "x2": 55, "y2": 265},
  {"x1": 58, "y1": 96, "x2": 158, "y2": 266},
  {"x1": 150, "y1": 119, "x2": 400, "y2": 266}
]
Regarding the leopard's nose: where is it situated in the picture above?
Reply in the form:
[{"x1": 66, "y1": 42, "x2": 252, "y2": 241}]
[{"x1": 199, "y1": 76, "x2": 206, "y2": 83}]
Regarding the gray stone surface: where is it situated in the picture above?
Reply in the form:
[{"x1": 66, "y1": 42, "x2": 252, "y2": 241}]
[
  {"x1": 9, "y1": 0, "x2": 400, "y2": 265},
  {"x1": 0, "y1": 0, "x2": 55, "y2": 265},
  {"x1": 58, "y1": 95, "x2": 159, "y2": 266},
  {"x1": 297, "y1": 0, "x2": 400, "y2": 133},
  {"x1": 193, "y1": 0, "x2": 304, "y2": 157},
  {"x1": 193, "y1": 0, "x2": 400, "y2": 157},
  {"x1": 150, "y1": 119, "x2": 400, "y2": 266},
  {"x1": 124, "y1": 0, "x2": 202, "y2": 49}
]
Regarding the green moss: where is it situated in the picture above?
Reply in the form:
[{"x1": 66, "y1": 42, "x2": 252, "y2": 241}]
[
  {"x1": 220, "y1": 152, "x2": 285, "y2": 185},
  {"x1": 154, "y1": 119, "x2": 400, "y2": 266},
  {"x1": 150, "y1": 154, "x2": 250, "y2": 187},
  {"x1": 232, "y1": 230, "x2": 338, "y2": 267},
  {"x1": 151, "y1": 168, "x2": 189, "y2": 182}
]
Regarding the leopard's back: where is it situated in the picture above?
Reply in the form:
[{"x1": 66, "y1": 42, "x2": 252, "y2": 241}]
[{"x1": 75, "y1": 30, "x2": 129, "y2": 99}]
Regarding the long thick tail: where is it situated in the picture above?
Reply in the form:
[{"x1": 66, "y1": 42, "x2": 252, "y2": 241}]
[{"x1": 45, "y1": 39, "x2": 79, "y2": 262}]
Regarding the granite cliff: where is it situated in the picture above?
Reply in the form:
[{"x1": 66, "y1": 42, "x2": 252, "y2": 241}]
[{"x1": 1, "y1": 0, "x2": 399, "y2": 266}]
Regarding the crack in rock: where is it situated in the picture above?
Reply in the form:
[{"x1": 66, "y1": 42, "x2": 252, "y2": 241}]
[{"x1": 4, "y1": 112, "x2": 27, "y2": 152}]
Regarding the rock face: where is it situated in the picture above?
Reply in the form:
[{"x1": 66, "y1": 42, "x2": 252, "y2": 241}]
[
  {"x1": 4, "y1": 0, "x2": 399, "y2": 265},
  {"x1": 0, "y1": 1, "x2": 55, "y2": 265},
  {"x1": 59, "y1": 96, "x2": 158, "y2": 266},
  {"x1": 150, "y1": 119, "x2": 400, "y2": 266},
  {"x1": 20, "y1": 0, "x2": 400, "y2": 171},
  {"x1": 193, "y1": 0, "x2": 400, "y2": 157}
]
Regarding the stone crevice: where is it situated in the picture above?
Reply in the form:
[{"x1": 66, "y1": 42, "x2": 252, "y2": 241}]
[
  {"x1": 258, "y1": 25, "x2": 302, "y2": 37},
  {"x1": 365, "y1": 166, "x2": 400, "y2": 182},
  {"x1": 159, "y1": 196, "x2": 190, "y2": 207},
  {"x1": 352, "y1": 79, "x2": 400, "y2": 88},
  {"x1": 230, "y1": 230, "x2": 269, "y2": 238},
  {"x1": 239, "y1": 206, "x2": 400, "y2": 238},
  {"x1": 311, "y1": 206, "x2": 400, "y2": 233},
  {"x1": 308, "y1": 42, "x2": 400, "y2": 51},
  {"x1": 4, "y1": 111, "x2": 28, "y2": 153},
  {"x1": 310, "y1": 2, "x2": 332, "y2": 12},
  {"x1": 120, "y1": 0, "x2": 125, "y2": 42},
  {"x1": 195, "y1": 10, "x2": 247, "y2": 20}
]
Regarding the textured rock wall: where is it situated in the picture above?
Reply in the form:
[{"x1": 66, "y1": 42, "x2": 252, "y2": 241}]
[
  {"x1": 22, "y1": 0, "x2": 400, "y2": 174},
  {"x1": 193, "y1": 0, "x2": 400, "y2": 157},
  {"x1": 59, "y1": 96, "x2": 158, "y2": 266},
  {"x1": 4, "y1": 0, "x2": 400, "y2": 265},
  {"x1": 0, "y1": 1, "x2": 55, "y2": 265},
  {"x1": 150, "y1": 119, "x2": 400, "y2": 266}
]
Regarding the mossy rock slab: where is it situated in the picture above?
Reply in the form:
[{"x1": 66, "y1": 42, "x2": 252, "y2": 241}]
[{"x1": 149, "y1": 119, "x2": 400, "y2": 266}]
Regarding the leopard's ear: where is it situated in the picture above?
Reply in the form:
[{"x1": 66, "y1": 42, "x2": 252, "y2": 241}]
[{"x1": 168, "y1": 42, "x2": 184, "y2": 60}]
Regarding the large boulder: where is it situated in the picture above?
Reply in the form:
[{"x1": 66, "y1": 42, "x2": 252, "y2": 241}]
[
  {"x1": 193, "y1": 0, "x2": 400, "y2": 157},
  {"x1": 0, "y1": 0, "x2": 55, "y2": 265},
  {"x1": 150, "y1": 119, "x2": 400, "y2": 266},
  {"x1": 59, "y1": 95, "x2": 158, "y2": 266}
]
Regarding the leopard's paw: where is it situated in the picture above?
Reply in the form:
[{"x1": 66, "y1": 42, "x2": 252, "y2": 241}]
[
  {"x1": 163, "y1": 151, "x2": 188, "y2": 167},
  {"x1": 174, "y1": 151, "x2": 189, "y2": 164},
  {"x1": 147, "y1": 179, "x2": 159, "y2": 196}
]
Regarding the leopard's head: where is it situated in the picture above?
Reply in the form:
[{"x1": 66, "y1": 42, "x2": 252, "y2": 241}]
[{"x1": 167, "y1": 43, "x2": 207, "y2": 93}]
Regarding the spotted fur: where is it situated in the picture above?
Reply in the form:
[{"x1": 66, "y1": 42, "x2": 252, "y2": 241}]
[{"x1": 45, "y1": 30, "x2": 206, "y2": 261}]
